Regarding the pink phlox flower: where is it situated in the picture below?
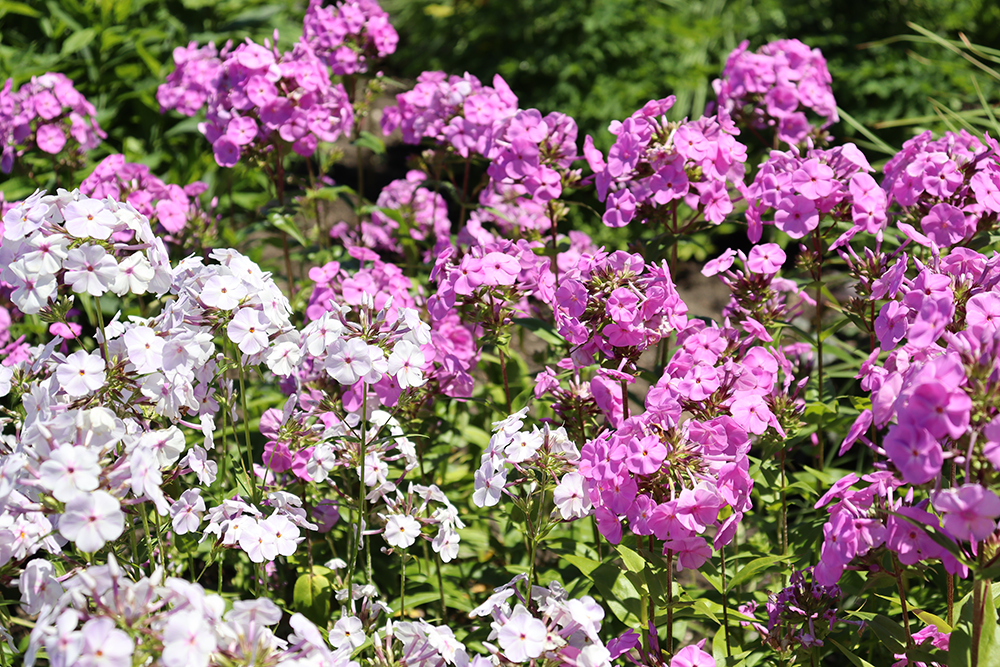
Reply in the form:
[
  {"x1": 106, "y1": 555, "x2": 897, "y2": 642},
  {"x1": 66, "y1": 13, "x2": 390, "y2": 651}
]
[{"x1": 932, "y1": 483, "x2": 1000, "y2": 543}]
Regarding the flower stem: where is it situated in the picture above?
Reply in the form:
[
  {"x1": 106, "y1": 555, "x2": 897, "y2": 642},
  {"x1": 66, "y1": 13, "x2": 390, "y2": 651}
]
[
  {"x1": 236, "y1": 355, "x2": 260, "y2": 506},
  {"x1": 666, "y1": 549, "x2": 674, "y2": 655},
  {"x1": 720, "y1": 544, "x2": 731, "y2": 658},
  {"x1": 349, "y1": 386, "x2": 369, "y2": 612},
  {"x1": 894, "y1": 556, "x2": 913, "y2": 650},
  {"x1": 498, "y1": 347, "x2": 512, "y2": 413}
]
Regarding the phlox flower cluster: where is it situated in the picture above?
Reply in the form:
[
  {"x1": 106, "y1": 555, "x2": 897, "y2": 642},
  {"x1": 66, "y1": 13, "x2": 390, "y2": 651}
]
[
  {"x1": 201, "y1": 492, "x2": 314, "y2": 564},
  {"x1": 302, "y1": 256, "x2": 478, "y2": 400},
  {"x1": 739, "y1": 569, "x2": 856, "y2": 656},
  {"x1": 302, "y1": 0, "x2": 399, "y2": 75},
  {"x1": 0, "y1": 73, "x2": 105, "y2": 173},
  {"x1": 158, "y1": 34, "x2": 354, "y2": 167},
  {"x1": 330, "y1": 170, "x2": 450, "y2": 255},
  {"x1": 473, "y1": 408, "x2": 589, "y2": 522},
  {"x1": 882, "y1": 130, "x2": 1000, "y2": 249},
  {"x1": 80, "y1": 154, "x2": 216, "y2": 238},
  {"x1": 712, "y1": 39, "x2": 838, "y2": 146},
  {"x1": 379, "y1": 482, "x2": 465, "y2": 562},
  {"x1": 428, "y1": 237, "x2": 552, "y2": 345},
  {"x1": 1, "y1": 189, "x2": 172, "y2": 316},
  {"x1": 810, "y1": 470, "x2": 976, "y2": 588},
  {"x1": 547, "y1": 250, "x2": 687, "y2": 370},
  {"x1": 22, "y1": 558, "x2": 356, "y2": 667},
  {"x1": 584, "y1": 97, "x2": 748, "y2": 228},
  {"x1": 742, "y1": 142, "x2": 886, "y2": 243},
  {"x1": 472, "y1": 579, "x2": 615, "y2": 667},
  {"x1": 382, "y1": 71, "x2": 519, "y2": 154},
  {"x1": 702, "y1": 242, "x2": 815, "y2": 337},
  {"x1": 484, "y1": 108, "x2": 581, "y2": 206}
]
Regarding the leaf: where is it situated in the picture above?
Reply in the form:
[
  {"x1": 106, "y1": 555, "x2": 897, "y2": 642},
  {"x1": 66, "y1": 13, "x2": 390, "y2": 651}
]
[
  {"x1": 355, "y1": 130, "x2": 386, "y2": 155},
  {"x1": 836, "y1": 105, "x2": 898, "y2": 156},
  {"x1": 293, "y1": 572, "x2": 332, "y2": 625},
  {"x1": 270, "y1": 212, "x2": 309, "y2": 248},
  {"x1": 512, "y1": 317, "x2": 565, "y2": 347},
  {"x1": 615, "y1": 544, "x2": 646, "y2": 574},
  {"x1": 949, "y1": 584, "x2": 1000, "y2": 667},
  {"x1": 868, "y1": 614, "x2": 908, "y2": 654},
  {"x1": 561, "y1": 554, "x2": 602, "y2": 578},
  {"x1": 591, "y1": 563, "x2": 641, "y2": 625},
  {"x1": 913, "y1": 609, "x2": 953, "y2": 634},
  {"x1": 726, "y1": 555, "x2": 788, "y2": 592},
  {"x1": 0, "y1": 1, "x2": 41, "y2": 17},
  {"x1": 61, "y1": 28, "x2": 97, "y2": 56},
  {"x1": 829, "y1": 638, "x2": 876, "y2": 667}
]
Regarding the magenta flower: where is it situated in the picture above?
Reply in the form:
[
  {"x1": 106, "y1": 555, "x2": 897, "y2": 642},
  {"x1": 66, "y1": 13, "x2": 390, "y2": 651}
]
[
  {"x1": 883, "y1": 423, "x2": 942, "y2": 485},
  {"x1": 773, "y1": 194, "x2": 819, "y2": 238},
  {"x1": 36, "y1": 123, "x2": 67, "y2": 153},
  {"x1": 745, "y1": 243, "x2": 785, "y2": 275},
  {"x1": 595, "y1": 506, "x2": 622, "y2": 544},
  {"x1": 729, "y1": 394, "x2": 773, "y2": 435},
  {"x1": 932, "y1": 484, "x2": 1000, "y2": 543},
  {"x1": 625, "y1": 435, "x2": 667, "y2": 475},
  {"x1": 921, "y1": 202, "x2": 968, "y2": 247}
]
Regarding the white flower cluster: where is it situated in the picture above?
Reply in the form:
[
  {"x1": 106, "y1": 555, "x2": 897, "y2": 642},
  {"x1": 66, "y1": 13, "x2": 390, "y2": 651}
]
[
  {"x1": 475, "y1": 581, "x2": 612, "y2": 667},
  {"x1": 1, "y1": 189, "x2": 172, "y2": 314},
  {"x1": 472, "y1": 408, "x2": 590, "y2": 522},
  {"x1": 22, "y1": 558, "x2": 357, "y2": 667},
  {"x1": 202, "y1": 491, "x2": 313, "y2": 563}
]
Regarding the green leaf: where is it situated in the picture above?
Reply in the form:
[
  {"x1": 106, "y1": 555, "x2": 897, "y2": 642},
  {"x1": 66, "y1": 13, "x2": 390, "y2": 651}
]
[
  {"x1": 868, "y1": 614, "x2": 908, "y2": 654},
  {"x1": 293, "y1": 572, "x2": 332, "y2": 625},
  {"x1": 950, "y1": 584, "x2": 1000, "y2": 667},
  {"x1": 913, "y1": 609, "x2": 953, "y2": 634},
  {"x1": 356, "y1": 130, "x2": 386, "y2": 155},
  {"x1": 836, "y1": 105, "x2": 897, "y2": 156},
  {"x1": 562, "y1": 554, "x2": 602, "y2": 578},
  {"x1": 829, "y1": 638, "x2": 876, "y2": 667},
  {"x1": 512, "y1": 317, "x2": 565, "y2": 347},
  {"x1": 0, "y1": 1, "x2": 41, "y2": 17},
  {"x1": 615, "y1": 544, "x2": 646, "y2": 574},
  {"x1": 270, "y1": 212, "x2": 309, "y2": 248},
  {"x1": 726, "y1": 555, "x2": 788, "y2": 592},
  {"x1": 61, "y1": 27, "x2": 97, "y2": 56},
  {"x1": 591, "y1": 563, "x2": 641, "y2": 625}
]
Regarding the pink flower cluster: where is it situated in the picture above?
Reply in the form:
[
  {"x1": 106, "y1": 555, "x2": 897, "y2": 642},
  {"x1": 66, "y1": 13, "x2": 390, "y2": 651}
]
[
  {"x1": 743, "y1": 142, "x2": 885, "y2": 243},
  {"x1": 548, "y1": 250, "x2": 688, "y2": 368},
  {"x1": 485, "y1": 108, "x2": 579, "y2": 204},
  {"x1": 381, "y1": 71, "x2": 519, "y2": 153},
  {"x1": 303, "y1": 0, "x2": 399, "y2": 75},
  {"x1": 330, "y1": 170, "x2": 450, "y2": 255},
  {"x1": 0, "y1": 73, "x2": 105, "y2": 173},
  {"x1": 158, "y1": 37, "x2": 353, "y2": 166},
  {"x1": 882, "y1": 129, "x2": 1000, "y2": 248},
  {"x1": 80, "y1": 154, "x2": 215, "y2": 237},
  {"x1": 578, "y1": 319, "x2": 794, "y2": 557},
  {"x1": 584, "y1": 98, "x2": 748, "y2": 228},
  {"x1": 713, "y1": 38, "x2": 838, "y2": 145}
]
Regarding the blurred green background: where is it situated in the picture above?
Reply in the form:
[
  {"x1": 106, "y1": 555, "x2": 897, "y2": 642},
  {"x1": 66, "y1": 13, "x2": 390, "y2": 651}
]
[{"x1": 2, "y1": 0, "x2": 999, "y2": 188}]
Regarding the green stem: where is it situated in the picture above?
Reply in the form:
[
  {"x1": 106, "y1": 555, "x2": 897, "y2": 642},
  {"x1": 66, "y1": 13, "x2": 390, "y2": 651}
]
[
  {"x1": 400, "y1": 555, "x2": 407, "y2": 619},
  {"x1": 498, "y1": 347, "x2": 512, "y2": 413},
  {"x1": 94, "y1": 295, "x2": 108, "y2": 361},
  {"x1": 666, "y1": 549, "x2": 674, "y2": 655},
  {"x1": 349, "y1": 386, "x2": 369, "y2": 611},
  {"x1": 720, "y1": 544, "x2": 731, "y2": 658},
  {"x1": 236, "y1": 354, "x2": 259, "y2": 505}
]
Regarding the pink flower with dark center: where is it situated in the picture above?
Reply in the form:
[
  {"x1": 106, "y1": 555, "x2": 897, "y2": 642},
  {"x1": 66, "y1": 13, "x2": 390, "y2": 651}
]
[
  {"x1": 625, "y1": 435, "x2": 667, "y2": 475},
  {"x1": 773, "y1": 194, "x2": 818, "y2": 238},
  {"x1": 933, "y1": 484, "x2": 1000, "y2": 543}
]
